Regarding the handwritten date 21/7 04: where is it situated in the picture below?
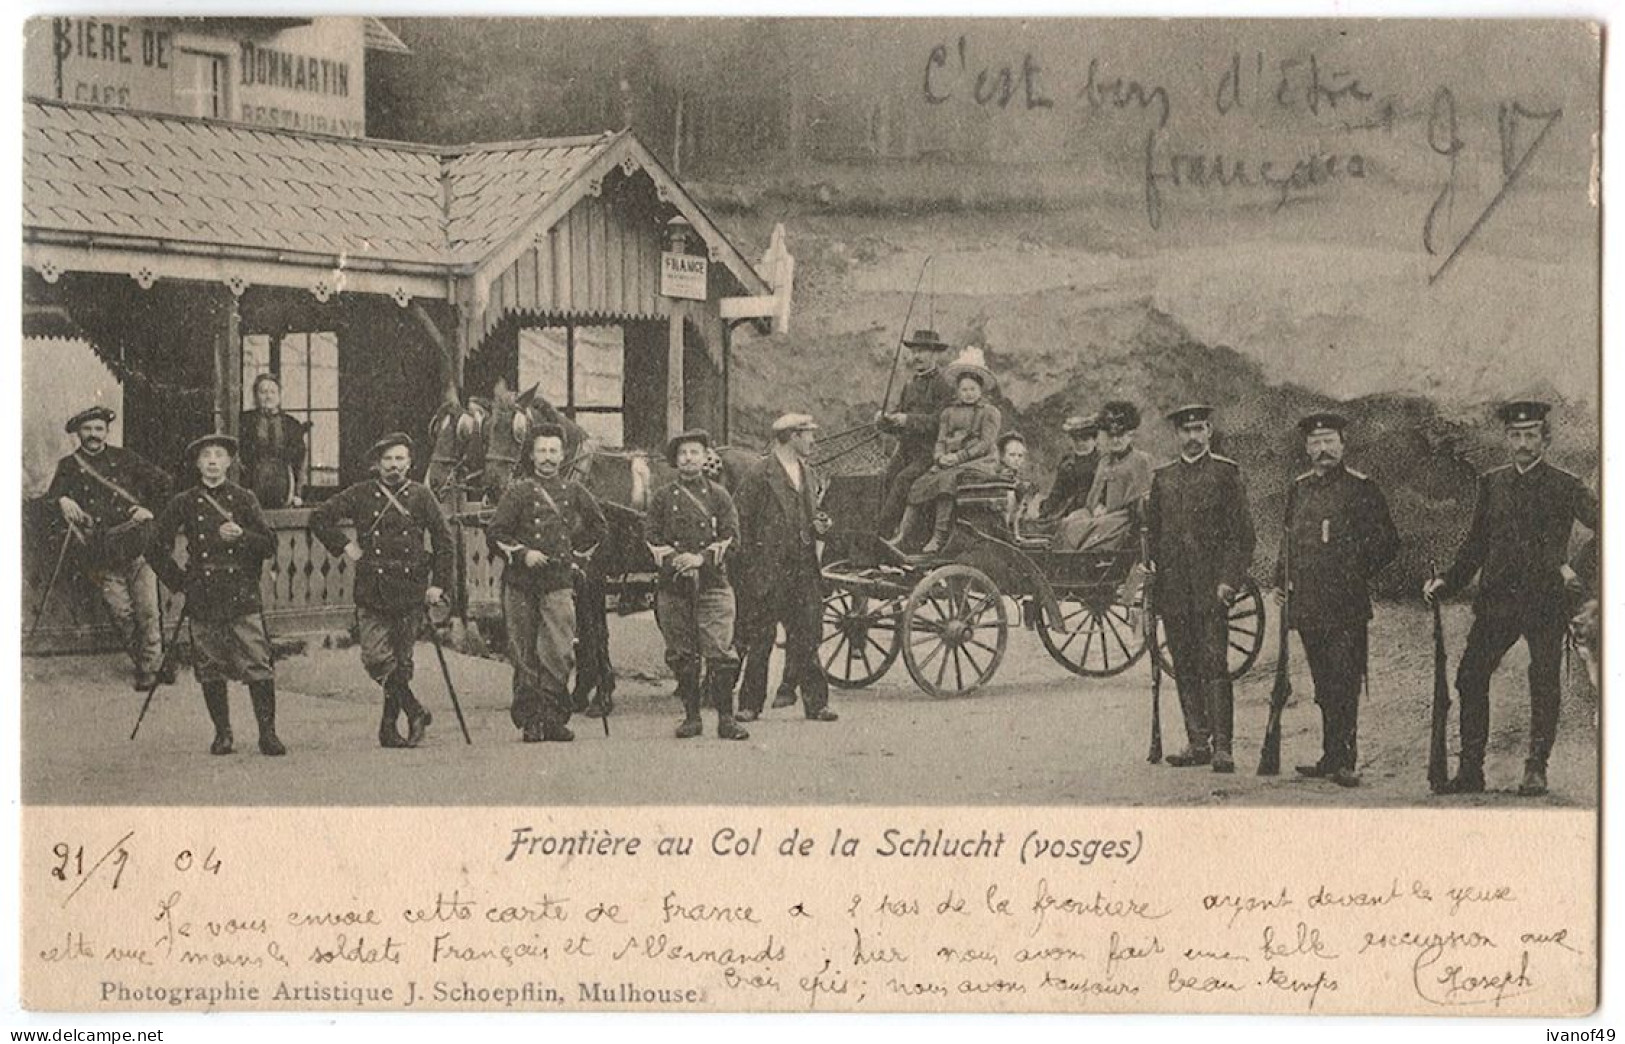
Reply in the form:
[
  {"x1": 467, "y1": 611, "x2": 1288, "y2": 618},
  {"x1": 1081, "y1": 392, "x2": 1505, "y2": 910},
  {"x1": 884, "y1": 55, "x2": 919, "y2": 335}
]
[{"x1": 52, "y1": 834, "x2": 223, "y2": 906}]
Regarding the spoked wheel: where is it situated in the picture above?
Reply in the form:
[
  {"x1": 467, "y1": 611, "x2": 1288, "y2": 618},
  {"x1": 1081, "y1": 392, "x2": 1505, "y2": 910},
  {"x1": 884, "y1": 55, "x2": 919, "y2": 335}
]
[
  {"x1": 1153, "y1": 577, "x2": 1267, "y2": 680},
  {"x1": 1038, "y1": 591, "x2": 1148, "y2": 678},
  {"x1": 900, "y1": 564, "x2": 1009, "y2": 698},
  {"x1": 819, "y1": 583, "x2": 903, "y2": 689}
]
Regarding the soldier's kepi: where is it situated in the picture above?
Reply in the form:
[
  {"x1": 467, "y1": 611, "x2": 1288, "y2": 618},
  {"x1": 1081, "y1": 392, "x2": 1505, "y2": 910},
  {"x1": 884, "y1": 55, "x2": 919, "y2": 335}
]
[
  {"x1": 1424, "y1": 400, "x2": 1597, "y2": 797},
  {"x1": 146, "y1": 434, "x2": 284, "y2": 756},
  {"x1": 646, "y1": 428, "x2": 748, "y2": 741},
  {"x1": 1276, "y1": 412, "x2": 1400, "y2": 789},
  {"x1": 310, "y1": 432, "x2": 455, "y2": 749}
]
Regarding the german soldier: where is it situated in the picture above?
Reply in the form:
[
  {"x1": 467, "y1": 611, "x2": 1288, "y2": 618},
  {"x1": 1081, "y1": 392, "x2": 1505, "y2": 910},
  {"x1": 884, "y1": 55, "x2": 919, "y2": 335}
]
[
  {"x1": 1423, "y1": 401, "x2": 1598, "y2": 796},
  {"x1": 310, "y1": 433, "x2": 454, "y2": 748},
  {"x1": 1146, "y1": 404, "x2": 1256, "y2": 773},
  {"x1": 147, "y1": 434, "x2": 283, "y2": 756},
  {"x1": 487, "y1": 424, "x2": 605, "y2": 743},
  {"x1": 1277, "y1": 412, "x2": 1399, "y2": 788},
  {"x1": 736, "y1": 413, "x2": 838, "y2": 723},
  {"x1": 647, "y1": 429, "x2": 747, "y2": 740},
  {"x1": 1039, "y1": 413, "x2": 1101, "y2": 520},
  {"x1": 47, "y1": 405, "x2": 173, "y2": 689},
  {"x1": 878, "y1": 330, "x2": 955, "y2": 546}
]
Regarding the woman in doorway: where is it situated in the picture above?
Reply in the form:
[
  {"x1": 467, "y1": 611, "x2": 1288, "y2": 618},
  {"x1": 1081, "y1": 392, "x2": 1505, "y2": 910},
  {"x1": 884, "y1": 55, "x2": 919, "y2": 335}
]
[{"x1": 238, "y1": 373, "x2": 307, "y2": 509}]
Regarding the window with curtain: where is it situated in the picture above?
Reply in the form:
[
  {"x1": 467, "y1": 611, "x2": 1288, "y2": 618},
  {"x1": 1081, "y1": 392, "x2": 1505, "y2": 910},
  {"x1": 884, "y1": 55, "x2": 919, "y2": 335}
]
[{"x1": 519, "y1": 324, "x2": 626, "y2": 446}]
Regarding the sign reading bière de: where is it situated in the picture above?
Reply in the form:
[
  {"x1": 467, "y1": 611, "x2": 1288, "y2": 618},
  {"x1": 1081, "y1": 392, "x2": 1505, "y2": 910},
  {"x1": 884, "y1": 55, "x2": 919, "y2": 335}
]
[{"x1": 660, "y1": 252, "x2": 708, "y2": 301}]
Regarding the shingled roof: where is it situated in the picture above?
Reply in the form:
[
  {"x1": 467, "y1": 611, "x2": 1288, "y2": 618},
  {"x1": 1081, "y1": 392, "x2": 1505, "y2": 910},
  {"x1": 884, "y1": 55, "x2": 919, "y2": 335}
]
[{"x1": 23, "y1": 98, "x2": 767, "y2": 295}]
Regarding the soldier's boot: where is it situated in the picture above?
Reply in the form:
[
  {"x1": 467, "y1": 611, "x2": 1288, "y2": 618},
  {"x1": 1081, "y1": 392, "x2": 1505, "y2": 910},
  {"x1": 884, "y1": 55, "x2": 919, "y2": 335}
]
[
  {"x1": 1441, "y1": 762, "x2": 1486, "y2": 794},
  {"x1": 584, "y1": 675, "x2": 616, "y2": 719},
  {"x1": 674, "y1": 662, "x2": 704, "y2": 739},
  {"x1": 1209, "y1": 680, "x2": 1236, "y2": 774},
  {"x1": 377, "y1": 689, "x2": 409, "y2": 749},
  {"x1": 247, "y1": 681, "x2": 286, "y2": 757},
  {"x1": 202, "y1": 680, "x2": 233, "y2": 756},
  {"x1": 710, "y1": 661, "x2": 749, "y2": 741},
  {"x1": 392, "y1": 676, "x2": 432, "y2": 747},
  {"x1": 1517, "y1": 759, "x2": 1549, "y2": 797}
]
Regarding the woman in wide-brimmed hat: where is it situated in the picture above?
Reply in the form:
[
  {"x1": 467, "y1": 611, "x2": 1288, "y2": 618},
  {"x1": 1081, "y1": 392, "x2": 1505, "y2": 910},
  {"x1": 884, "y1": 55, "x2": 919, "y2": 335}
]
[
  {"x1": 894, "y1": 348, "x2": 1003, "y2": 554},
  {"x1": 1054, "y1": 399, "x2": 1153, "y2": 552}
]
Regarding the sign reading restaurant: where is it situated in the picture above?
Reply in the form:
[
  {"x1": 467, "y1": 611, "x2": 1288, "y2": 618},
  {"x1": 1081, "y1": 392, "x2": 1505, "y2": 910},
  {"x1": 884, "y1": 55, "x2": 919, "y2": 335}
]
[{"x1": 25, "y1": 16, "x2": 369, "y2": 137}]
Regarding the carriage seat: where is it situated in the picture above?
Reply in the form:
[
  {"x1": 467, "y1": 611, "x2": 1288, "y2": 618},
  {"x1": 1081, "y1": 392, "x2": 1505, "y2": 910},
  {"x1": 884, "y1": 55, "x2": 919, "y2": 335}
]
[{"x1": 955, "y1": 477, "x2": 1048, "y2": 549}]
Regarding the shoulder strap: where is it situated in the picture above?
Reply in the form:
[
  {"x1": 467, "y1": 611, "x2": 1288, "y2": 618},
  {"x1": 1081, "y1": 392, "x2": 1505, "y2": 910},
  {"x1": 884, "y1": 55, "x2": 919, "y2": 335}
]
[
  {"x1": 197, "y1": 488, "x2": 235, "y2": 522},
  {"x1": 73, "y1": 452, "x2": 143, "y2": 508},
  {"x1": 673, "y1": 482, "x2": 713, "y2": 519}
]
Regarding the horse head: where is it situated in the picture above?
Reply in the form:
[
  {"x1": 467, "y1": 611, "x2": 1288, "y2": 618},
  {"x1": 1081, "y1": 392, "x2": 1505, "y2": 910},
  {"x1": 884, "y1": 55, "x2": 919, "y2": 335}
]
[{"x1": 425, "y1": 396, "x2": 490, "y2": 499}]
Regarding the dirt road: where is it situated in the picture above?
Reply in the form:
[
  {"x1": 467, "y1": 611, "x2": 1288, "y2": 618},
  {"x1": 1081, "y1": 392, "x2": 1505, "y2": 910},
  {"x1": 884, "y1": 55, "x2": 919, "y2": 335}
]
[{"x1": 22, "y1": 603, "x2": 1595, "y2": 808}]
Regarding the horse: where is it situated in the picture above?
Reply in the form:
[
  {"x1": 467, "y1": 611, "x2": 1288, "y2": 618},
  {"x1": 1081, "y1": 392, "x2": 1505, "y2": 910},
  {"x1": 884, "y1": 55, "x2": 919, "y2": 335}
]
[{"x1": 424, "y1": 396, "x2": 490, "y2": 499}]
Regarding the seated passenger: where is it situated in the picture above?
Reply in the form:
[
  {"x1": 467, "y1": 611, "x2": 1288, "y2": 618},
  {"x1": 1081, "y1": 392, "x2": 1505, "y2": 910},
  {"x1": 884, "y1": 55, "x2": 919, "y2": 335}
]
[
  {"x1": 893, "y1": 349, "x2": 1002, "y2": 555},
  {"x1": 1054, "y1": 399, "x2": 1153, "y2": 552},
  {"x1": 1039, "y1": 413, "x2": 1101, "y2": 521}
]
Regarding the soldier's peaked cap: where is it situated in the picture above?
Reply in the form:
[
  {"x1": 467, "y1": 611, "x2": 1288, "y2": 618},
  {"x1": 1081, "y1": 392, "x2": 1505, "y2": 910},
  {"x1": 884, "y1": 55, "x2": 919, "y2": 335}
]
[
  {"x1": 65, "y1": 405, "x2": 116, "y2": 432},
  {"x1": 772, "y1": 413, "x2": 819, "y2": 434},
  {"x1": 902, "y1": 329, "x2": 952, "y2": 351},
  {"x1": 1166, "y1": 403, "x2": 1215, "y2": 426},
  {"x1": 186, "y1": 433, "x2": 238, "y2": 459},
  {"x1": 665, "y1": 427, "x2": 713, "y2": 464},
  {"x1": 369, "y1": 432, "x2": 414, "y2": 458},
  {"x1": 1496, "y1": 400, "x2": 1551, "y2": 427},
  {"x1": 1296, "y1": 411, "x2": 1347, "y2": 436}
]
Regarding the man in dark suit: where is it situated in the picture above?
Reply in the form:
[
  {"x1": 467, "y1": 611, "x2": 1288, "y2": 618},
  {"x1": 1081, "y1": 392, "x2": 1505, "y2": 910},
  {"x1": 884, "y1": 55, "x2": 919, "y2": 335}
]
[
  {"x1": 48, "y1": 405, "x2": 173, "y2": 689},
  {"x1": 1146, "y1": 404, "x2": 1256, "y2": 774},
  {"x1": 310, "y1": 433, "x2": 455, "y2": 749},
  {"x1": 1424, "y1": 400, "x2": 1598, "y2": 797},
  {"x1": 878, "y1": 330, "x2": 955, "y2": 546},
  {"x1": 1276, "y1": 412, "x2": 1400, "y2": 788},
  {"x1": 735, "y1": 413, "x2": 838, "y2": 723}
]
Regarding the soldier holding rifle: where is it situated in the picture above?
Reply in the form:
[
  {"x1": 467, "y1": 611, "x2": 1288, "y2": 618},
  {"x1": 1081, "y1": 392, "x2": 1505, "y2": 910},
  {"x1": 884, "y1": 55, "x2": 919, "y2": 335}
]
[
  {"x1": 47, "y1": 405, "x2": 173, "y2": 689},
  {"x1": 1274, "y1": 412, "x2": 1398, "y2": 788},
  {"x1": 147, "y1": 435, "x2": 283, "y2": 756},
  {"x1": 646, "y1": 429, "x2": 748, "y2": 741},
  {"x1": 310, "y1": 433, "x2": 454, "y2": 749},
  {"x1": 1145, "y1": 405, "x2": 1255, "y2": 774},
  {"x1": 1423, "y1": 401, "x2": 1597, "y2": 797}
]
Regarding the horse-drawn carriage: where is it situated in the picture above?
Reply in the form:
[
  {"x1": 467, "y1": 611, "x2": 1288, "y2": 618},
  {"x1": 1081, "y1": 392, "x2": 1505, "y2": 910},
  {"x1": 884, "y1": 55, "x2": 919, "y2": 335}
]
[{"x1": 816, "y1": 465, "x2": 1267, "y2": 698}]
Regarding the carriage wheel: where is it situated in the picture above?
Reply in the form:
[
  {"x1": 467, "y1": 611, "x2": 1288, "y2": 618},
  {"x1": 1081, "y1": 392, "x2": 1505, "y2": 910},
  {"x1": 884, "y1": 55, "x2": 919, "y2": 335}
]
[
  {"x1": 1038, "y1": 592, "x2": 1148, "y2": 678},
  {"x1": 1153, "y1": 577, "x2": 1267, "y2": 681},
  {"x1": 900, "y1": 564, "x2": 1008, "y2": 698},
  {"x1": 820, "y1": 583, "x2": 902, "y2": 690}
]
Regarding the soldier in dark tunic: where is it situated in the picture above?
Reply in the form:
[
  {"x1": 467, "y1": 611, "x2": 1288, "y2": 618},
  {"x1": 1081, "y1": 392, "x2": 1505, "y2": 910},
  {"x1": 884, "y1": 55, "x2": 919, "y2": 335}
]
[
  {"x1": 646, "y1": 429, "x2": 748, "y2": 740},
  {"x1": 487, "y1": 424, "x2": 605, "y2": 743},
  {"x1": 878, "y1": 330, "x2": 955, "y2": 545},
  {"x1": 147, "y1": 434, "x2": 283, "y2": 756},
  {"x1": 1146, "y1": 405, "x2": 1256, "y2": 774},
  {"x1": 237, "y1": 373, "x2": 307, "y2": 509},
  {"x1": 47, "y1": 405, "x2": 173, "y2": 689},
  {"x1": 1424, "y1": 400, "x2": 1598, "y2": 797},
  {"x1": 1039, "y1": 413, "x2": 1101, "y2": 520},
  {"x1": 736, "y1": 414, "x2": 839, "y2": 723},
  {"x1": 1275, "y1": 412, "x2": 1400, "y2": 788},
  {"x1": 310, "y1": 433, "x2": 454, "y2": 749}
]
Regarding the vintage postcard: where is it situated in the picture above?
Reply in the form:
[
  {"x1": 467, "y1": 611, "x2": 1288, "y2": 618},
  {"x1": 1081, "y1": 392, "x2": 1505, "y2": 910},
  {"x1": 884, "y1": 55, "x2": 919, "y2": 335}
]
[{"x1": 13, "y1": 14, "x2": 1602, "y2": 1021}]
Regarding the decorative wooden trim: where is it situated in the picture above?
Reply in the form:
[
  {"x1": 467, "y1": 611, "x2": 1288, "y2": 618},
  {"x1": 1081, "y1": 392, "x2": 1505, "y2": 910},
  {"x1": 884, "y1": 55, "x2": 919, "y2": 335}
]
[{"x1": 132, "y1": 265, "x2": 156, "y2": 289}]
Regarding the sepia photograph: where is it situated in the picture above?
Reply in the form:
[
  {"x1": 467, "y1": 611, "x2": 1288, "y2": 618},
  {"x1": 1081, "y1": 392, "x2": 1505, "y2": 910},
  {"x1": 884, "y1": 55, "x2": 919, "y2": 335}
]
[{"x1": 11, "y1": 11, "x2": 1606, "y2": 1020}]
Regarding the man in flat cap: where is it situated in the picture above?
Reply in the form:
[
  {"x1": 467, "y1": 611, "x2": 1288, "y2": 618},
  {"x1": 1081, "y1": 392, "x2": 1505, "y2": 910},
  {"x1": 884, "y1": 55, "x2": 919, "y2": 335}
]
[
  {"x1": 736, "y1": 413, "x2": 838, "y2": 723},
  {"x1": 310, "y1": 433, "x2": 454, "y2": 748},
  {"x1": 1424, "y1": 400, "x2": 1598, "y2": 796},
  {"x1": 48, "y1": 405, "x2": 174, "y2": 689},
  {"x1": 1277, "y1": 412, "x2": 1399, "y2": 788},
  {"x1": 148, "y1": 434, "x2": 283, "y2": 756},
  {"x1": 1146, "y1": 405, "x2": 1256, "y2": 773},
  {"x1": 1039, "y1": 414, "x2": 1101, "y2": 521},
  {"x1": 488, "y1": 423, "x2": 606, "y2": 743},
  {"x1": 647, "y1": 429, "x2": 748, "y2": 740},
  {"x1": 878, "y1": 330, "x2": 955, "y2": 548},
  {"x1": 1055, "y1": 400, "x2": 1154, "y2": 552}
]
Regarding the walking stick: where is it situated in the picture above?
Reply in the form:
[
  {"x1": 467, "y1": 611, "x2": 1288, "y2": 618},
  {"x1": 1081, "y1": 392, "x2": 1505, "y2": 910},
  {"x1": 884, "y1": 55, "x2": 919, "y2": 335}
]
[
  {"x1": 879, "y1": 256, "x2": 933, "y2": 413},
  {"x1": 28, "y1": 524, "x2": 79, "y2": 644},
  {"x1": 130, "y1": 605, "x2": 190, "y2": 741},
  {"x1": 423, "y1": 603, "x2": 473, "y2": 745},
  {"x1": 1139, "y1": 510, "x2": 1163, "y2": 764},
  {"x1": 1427, "y1": 563, "x2": 1452, "y2": 794}
]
